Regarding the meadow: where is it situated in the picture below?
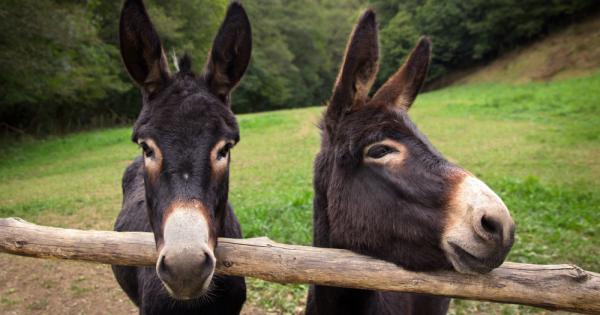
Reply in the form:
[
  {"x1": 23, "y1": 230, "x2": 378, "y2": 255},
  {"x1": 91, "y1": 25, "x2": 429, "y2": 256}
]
[{"x1": 1, "y1": 73, "x2": 599, "y2": 314}]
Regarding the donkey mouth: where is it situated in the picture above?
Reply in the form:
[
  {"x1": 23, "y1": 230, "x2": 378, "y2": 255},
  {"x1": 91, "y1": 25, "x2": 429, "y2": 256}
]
[
  {"x1": 161, "y1": 279, "x2": 212, "y2": 301},
  {"x1": 447, "y1": 242, "x2": 497, "y2": 274}
]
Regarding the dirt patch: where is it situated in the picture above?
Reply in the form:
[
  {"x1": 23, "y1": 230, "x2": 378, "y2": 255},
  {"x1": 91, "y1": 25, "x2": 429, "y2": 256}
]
[
  {"x1": 0, "y1": 255, "x2": 136, "y2": 315},
  {"x1": 0, "y1": 254, "x2": 267, "y2": 314}
]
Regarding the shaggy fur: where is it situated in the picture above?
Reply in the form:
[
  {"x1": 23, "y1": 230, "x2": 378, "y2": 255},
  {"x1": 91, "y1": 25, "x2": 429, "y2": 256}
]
[
  {"x1": 112, "y1": 1, "x2": 251, "y2": 314},
  {"x1": 307, "y1": 10, "x2": 457, "y2": 315}
]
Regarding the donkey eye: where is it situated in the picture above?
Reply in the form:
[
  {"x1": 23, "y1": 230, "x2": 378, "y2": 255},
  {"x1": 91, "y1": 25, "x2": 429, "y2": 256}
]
[
  {"x1": 141, "y1": 142, "x2": 154, "y2": 159},
  {"x1": 366, "y1": 145, "x2": 397, "y2": 159},
  {"x1": 217, "y1": 143, "x2": 233, "y2": 160}
]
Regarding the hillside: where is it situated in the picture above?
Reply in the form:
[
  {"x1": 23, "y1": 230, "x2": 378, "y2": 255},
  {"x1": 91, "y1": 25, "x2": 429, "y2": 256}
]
[
  {"x1": 1, "y1": 74, "x2": 599, "y2": 314},
  {"x1": 434, "y1": 13, "x2": 600, "y2": 87}
]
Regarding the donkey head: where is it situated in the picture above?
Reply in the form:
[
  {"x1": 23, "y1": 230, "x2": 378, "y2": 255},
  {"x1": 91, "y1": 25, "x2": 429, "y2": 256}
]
[
  {"x1": 317, "y1": 10, "x2": 514, "y2": 274},
  {"x1": 119, "y1": 0, "x2": 251, "y2": 299}
]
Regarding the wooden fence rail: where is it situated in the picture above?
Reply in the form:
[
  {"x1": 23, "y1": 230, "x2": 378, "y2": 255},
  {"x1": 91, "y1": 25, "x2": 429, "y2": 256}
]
[{"x1": 1, "y1": 217, "x2": 599, "y2": 314}]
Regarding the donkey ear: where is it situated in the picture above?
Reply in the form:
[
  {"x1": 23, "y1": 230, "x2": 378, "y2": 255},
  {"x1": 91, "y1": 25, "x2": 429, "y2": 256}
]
[
  {"x1": 119, "y1": 0, "x2": 171, "y2": 94},
  {"x1": 203, "y1": 2, "x2": 252, "y2": 103},
  {"x1": 327, "y1": 10, "x2": 379, "y2": 122},
  {"x1": 369, "y1": 37, "x2": 431, "y2": 111}
]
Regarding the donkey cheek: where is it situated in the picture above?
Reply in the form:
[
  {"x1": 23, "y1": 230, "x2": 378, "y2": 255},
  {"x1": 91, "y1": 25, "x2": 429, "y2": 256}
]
[{"x1": 144, "y1": 163, "x2": 161, "y2": 184}]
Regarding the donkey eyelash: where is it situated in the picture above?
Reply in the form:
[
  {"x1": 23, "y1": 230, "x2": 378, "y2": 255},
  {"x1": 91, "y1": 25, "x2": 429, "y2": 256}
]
[
  {"x1": 216, "y1": 142, "x2": 234, "y2": 161},
  {"x1": 365, "y1": 144, "x2": 400, "y2": 159},
  {"x1": 137, "y1": 142, "x2": 152, "y2": 157},
  {"x1": 365, "y1": 144, "x2": 399, "y2": 159}
]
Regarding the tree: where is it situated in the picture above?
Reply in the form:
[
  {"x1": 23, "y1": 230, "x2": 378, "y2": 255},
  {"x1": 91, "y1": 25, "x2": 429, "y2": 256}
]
[
  {"x1": 371, "y1": 0, "x2": 600, "y2": 83},
  {"x1": 0, "y1": 0, "x2": 127, "y2": 132},
  {"x1": 3, "y1": 0, "x2": 596, "y2": 135}
]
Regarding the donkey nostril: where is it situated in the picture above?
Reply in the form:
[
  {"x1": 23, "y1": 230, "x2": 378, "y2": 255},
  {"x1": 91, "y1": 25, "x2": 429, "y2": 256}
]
[
  {"x1": 480, "y1": 215, "x2": 502, "y2": 239},
  {"x1": 158, "y1": 254, "x2": 171, "y2": 275},
  {"x1": 205, "y1": 253, "x2": 214, "y2": 267},
  {"x1": 200, "y1": 252, "x2": 215, "y2": 277}
]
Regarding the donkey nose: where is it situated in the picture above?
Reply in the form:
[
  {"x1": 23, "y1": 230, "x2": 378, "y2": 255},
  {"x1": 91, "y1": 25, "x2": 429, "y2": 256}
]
[
  {"x1": 473, "y1": 210, "x2": 515, "y2": 247},
  {"x1": 156, "y1": 246, "x2": 215, "y2": 300}
]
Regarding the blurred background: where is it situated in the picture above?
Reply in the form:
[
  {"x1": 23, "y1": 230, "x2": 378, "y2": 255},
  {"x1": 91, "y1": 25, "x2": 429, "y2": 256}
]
[
  {"x1": 1, "y1": 0, "x2": 598, "y2": 135},
  {"x1": 1, "y1": 0, "x2": 599, "y2": 314}
]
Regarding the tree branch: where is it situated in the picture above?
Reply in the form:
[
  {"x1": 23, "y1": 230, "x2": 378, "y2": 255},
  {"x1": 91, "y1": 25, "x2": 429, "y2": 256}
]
[{"x1": 1, "y1": 217, "x2": 598, "y2": 314}]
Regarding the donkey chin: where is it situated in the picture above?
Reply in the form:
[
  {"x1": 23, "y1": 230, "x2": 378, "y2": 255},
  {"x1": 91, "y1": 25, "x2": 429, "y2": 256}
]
[
  {"x1": 442, "y1": 175, "x2": 516, "y2": 275},
  {"x1": 155, "y1": 207, "x2": 217, "y2": 300}
]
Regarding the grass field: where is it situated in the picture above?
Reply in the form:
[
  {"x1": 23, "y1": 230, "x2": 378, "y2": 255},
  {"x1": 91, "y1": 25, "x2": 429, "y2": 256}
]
[{"x1": 1, "y1": 73, "x2": 599, "y2": 314}]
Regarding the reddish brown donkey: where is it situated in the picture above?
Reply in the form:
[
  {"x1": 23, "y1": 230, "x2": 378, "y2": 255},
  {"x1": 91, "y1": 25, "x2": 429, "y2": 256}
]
[{"x1": 306, "y1": 10, "x2": 515, "y2": 315}]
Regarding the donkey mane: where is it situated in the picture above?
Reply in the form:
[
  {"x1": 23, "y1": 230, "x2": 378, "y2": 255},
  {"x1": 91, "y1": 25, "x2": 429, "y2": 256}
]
[{"x1": 178, "y1": 54, "x2": 193, "y2": 74}]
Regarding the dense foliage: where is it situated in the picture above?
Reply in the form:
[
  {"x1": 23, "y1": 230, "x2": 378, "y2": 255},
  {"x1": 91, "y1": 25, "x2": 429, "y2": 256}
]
[
  {"x1": 0, "y1": 0, "x2": 597, "y2": 134},
  {"x1": 0, "y1": 0, "x2": 363, "y2": 134},
  {"x1": 0, "y1": 0, "x2": 232, "y2": 133},
  {"x1": 371, "y1": 0, "x2": 599, "y2": 85}
]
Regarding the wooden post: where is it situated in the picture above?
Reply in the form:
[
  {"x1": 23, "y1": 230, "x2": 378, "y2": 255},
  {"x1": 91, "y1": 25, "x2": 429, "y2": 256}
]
[{"x1": 1, "y1": 217, "x2": 599, "y2": 314}]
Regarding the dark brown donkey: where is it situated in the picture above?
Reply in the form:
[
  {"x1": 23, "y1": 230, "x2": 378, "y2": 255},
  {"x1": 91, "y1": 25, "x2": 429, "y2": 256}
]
[
  {"x1": 306, "y1": 10, "x2": 515, "y2": 315},
  {"x1": 112, "y1": 0, "x2": 251, "y2": 314}
]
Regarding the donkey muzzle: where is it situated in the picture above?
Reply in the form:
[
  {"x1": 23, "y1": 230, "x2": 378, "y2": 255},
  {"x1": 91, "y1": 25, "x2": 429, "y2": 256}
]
[
  {"x1": 156, "y1": 206, "x2": 216, "y2": 300},
  {"x1": 443, "y1": 175, "x2": 515, "y2": 274}
]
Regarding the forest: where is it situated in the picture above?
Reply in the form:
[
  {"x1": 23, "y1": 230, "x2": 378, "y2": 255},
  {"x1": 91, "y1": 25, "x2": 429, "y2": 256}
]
[{"x1": 0, "y1": 0, "x2": 597, "y2": 134}]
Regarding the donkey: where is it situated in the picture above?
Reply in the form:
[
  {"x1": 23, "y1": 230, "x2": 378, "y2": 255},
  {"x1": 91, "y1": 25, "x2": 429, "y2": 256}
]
[
  {"x1": 306, "y1": 10, "x2": 515, "y2": 315},
  {"x1": 111, "y1": 0, "x2": 251, "y2": 314}
]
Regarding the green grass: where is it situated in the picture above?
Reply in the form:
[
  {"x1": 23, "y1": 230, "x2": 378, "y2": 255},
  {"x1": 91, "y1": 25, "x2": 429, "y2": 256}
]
[{"x1": 1, "y1": 73, "x2": 599, "y2": 314}]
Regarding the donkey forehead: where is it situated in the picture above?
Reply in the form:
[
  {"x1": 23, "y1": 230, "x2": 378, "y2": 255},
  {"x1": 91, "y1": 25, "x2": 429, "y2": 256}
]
[
  {"x1": 135, "y1": 121, "x2": 238, "y2": 148},
  {"x1": 335, "y1": 108, "x2": 419, "y2": 146},
  {"x1": 329, "y1": 107, "x2": 445, "y2": 165},
  {"x1": 135, "y1": 91, "x2": 239, "y2": 141}
]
